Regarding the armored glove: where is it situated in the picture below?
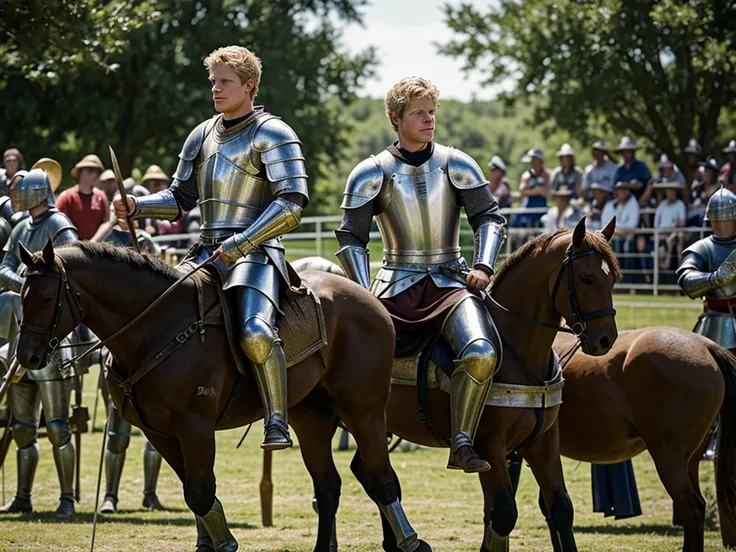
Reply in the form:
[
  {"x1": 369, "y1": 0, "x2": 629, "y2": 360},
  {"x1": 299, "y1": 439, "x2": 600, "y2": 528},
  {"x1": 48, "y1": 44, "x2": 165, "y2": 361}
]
[{"x1": 712, "y1": 250, "x2": 736, "y2": 288}]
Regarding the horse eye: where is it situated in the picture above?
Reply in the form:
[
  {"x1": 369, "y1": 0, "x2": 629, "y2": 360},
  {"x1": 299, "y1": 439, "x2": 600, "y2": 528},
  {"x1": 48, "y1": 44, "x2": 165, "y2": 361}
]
[{"x1": 581, "y1": 277, "x2": 593, "y2": 286}]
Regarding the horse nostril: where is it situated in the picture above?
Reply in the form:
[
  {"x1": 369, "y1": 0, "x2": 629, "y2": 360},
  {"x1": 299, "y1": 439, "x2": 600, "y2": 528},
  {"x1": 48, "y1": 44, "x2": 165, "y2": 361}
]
[{"x1": 599, "y1": 336, "x2": 610, "y2": 350}]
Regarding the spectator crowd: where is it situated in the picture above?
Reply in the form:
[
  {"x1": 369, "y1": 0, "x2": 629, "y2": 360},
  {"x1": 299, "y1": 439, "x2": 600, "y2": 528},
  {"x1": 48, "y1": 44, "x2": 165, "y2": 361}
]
[{"x1": 486, "y1": 137, "x2": 736, "y2": 284}]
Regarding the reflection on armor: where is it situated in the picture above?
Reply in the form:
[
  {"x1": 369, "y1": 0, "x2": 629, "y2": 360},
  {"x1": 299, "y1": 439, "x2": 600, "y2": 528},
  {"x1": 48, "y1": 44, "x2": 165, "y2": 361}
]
[
  {"x1": 335, "y1": 245, "x2": 371, "y2": 289},
  {"x1": 705, "y1": 187, "x2": 736, "y2": 222},
  {"x1": 9, "y1": 169, "x2": 55, "y2": 212},
  {"x1": 677, "y1": 234, "x2": 736, "y2": 349}
]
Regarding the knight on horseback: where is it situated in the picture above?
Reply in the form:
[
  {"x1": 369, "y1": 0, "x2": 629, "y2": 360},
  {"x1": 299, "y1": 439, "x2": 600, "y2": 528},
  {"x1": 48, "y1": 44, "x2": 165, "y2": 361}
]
[
  {"x1": 114, "y1": 45, "x2": 307, "y2": 450},
  {"x1": 335, "y1": 77, "x2": 506, "y2": 473},
  {"x1": 677, "y1": 186, "x2": 736, "y2": 352},
  {"x1": 0, "y1": 166, "x2": 79, "y2": 518}
]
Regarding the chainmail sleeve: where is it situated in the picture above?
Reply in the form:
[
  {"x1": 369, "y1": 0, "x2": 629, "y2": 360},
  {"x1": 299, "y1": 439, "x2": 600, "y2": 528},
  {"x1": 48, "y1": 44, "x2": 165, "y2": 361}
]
[
  {"x1": 169, "y1": 173, "x2": 199, "y2": 217},
  {"x1": 459, "y1": 186, "x2": 506, "y2": 231},
  {"x1": 335, "y1": 202, "x2": 374, "y2": 248}
]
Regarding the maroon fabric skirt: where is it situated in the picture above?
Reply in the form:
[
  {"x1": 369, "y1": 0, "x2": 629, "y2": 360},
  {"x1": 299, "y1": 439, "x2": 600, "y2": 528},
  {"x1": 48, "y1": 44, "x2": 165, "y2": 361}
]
[{"x1": 379, "y1": 277, "x2": 471, "y2": 332}]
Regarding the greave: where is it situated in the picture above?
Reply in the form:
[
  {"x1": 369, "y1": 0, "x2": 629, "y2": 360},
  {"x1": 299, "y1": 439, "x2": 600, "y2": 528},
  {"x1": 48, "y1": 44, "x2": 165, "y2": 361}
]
[
  {"x1": 252, "y1": 341, "x2": 289, "y2": 429},
  {"x1": 198, "y1": 497, "x2": 238, "y2": 551},
  {"x1": 378, "y1": 500, "x2": 419, "y2": 552},
  {"x1": 16, "y1": 444, "x2": 39, "y2": 501},
  {"x1": 53, "y1": 440, "x2": 75, "y2": 502},
  {"x1": 449, "y1": 361, "x2": 493, "y2": 451},
  {"x1": 104, "y1": 449, "x2": 126, "y2": 499},
  {"x1": 142, "y1": 441, "x2": 162, "y2": 497}
]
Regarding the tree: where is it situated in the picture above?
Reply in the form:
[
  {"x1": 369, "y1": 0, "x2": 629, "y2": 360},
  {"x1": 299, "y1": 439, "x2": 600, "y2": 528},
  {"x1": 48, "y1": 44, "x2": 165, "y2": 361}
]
[
  {"x1": 440, "y1": 0, "x2": 736, "y2": 166},
  {"x1": 0, "y1": 0, "x2": 375, "y2": 214}
]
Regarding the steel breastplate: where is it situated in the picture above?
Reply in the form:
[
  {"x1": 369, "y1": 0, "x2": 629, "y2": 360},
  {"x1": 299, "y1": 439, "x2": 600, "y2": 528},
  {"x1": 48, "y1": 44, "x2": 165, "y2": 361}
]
[
  {"x1": 197, "y1": 115, "x2": 274, "y2": 237},
  {"x1": 700, "y1": 236, "x2": 736, "y2": 299},
  {"x1": 375, "y1": 146, "x2": 461, "y2": 266}
]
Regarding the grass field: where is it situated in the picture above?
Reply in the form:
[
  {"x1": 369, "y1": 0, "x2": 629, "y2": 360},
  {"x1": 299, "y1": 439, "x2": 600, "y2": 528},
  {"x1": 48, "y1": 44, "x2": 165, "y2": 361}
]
[{"x1": 0, "y1": 301, "x2": 718, "y2": 551}]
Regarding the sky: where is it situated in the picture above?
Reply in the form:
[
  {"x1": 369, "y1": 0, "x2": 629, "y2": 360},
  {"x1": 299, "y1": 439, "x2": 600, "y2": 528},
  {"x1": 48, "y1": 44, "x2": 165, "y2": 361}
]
[{"x1": 342, "y1": 0, "x2": 501, "y2": 102}]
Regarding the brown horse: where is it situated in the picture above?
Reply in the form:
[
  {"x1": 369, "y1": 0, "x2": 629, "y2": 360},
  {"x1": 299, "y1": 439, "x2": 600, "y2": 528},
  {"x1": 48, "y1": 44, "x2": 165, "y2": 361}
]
[
  {"x1": 300, "y1": 219, "x2": 620, "y2": 552},
  {"x1": 14, "y1": 240, "x2": 432, "y2": 552},
  {"x1": 554, "y1": 327, "x2": 736, "y2": 552}
]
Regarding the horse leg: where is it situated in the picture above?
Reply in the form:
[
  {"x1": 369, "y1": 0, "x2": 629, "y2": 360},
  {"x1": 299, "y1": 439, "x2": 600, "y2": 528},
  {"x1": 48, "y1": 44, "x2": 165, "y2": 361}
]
[
  {"x1": 174, "y1": 416, "x2": 237, "y2": 552},
  {"x1": 522, "y1": 422, "x2": 576, "y2": 552},
  {"x1": 344, "y1": 412, "x2": 431, "y2": 552},
  {"x1": 290, "y1": 405, "x2": 341, "y2": 552},
  {"x1": 475, "y1": 438, "x2": 517, "y2": 552},
  {"x1": 649, "y1": 446, "x2": 705, "y2": 552}
]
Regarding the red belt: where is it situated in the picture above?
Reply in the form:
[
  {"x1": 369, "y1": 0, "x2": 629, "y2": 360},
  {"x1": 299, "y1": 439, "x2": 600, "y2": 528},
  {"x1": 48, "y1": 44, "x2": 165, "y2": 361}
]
[{"x1": 705, "y1": 297, "x2": 736, "y2": 309}]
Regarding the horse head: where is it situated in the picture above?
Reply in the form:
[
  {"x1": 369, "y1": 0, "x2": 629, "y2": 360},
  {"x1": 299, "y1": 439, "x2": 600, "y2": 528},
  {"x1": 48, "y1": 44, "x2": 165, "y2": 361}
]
[
  {"x1": 552, "y1": 216, "x2": 619, "y2": 355},
  {"x1": 16, "y1": 240, "x2": 81, "y2": 370}
]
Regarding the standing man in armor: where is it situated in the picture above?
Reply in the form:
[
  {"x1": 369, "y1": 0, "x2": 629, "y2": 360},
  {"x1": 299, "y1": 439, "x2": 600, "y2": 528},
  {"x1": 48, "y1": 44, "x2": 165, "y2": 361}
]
[
  {"x1": 114, "y1": 45, "x2": 308, "y2": 450},
  {"x1": 335, "y1": 77, "x2": 506, "y2": 474},
  {"x1": 0, "y1": 167, "x2": 79, "y2": 518}
]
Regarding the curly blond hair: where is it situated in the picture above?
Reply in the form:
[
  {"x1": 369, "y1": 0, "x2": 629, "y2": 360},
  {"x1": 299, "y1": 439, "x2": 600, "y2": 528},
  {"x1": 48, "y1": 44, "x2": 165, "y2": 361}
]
[
  {"x1": 204, "y1": 46, "x2": 262, "y2": 99},
  {"x1": 385, "y1": 77, "x2": 440, "y2": 131}
]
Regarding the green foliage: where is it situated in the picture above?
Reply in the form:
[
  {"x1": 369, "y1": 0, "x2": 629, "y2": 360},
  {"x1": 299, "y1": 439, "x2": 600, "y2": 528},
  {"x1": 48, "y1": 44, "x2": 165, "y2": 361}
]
[
  {"x1": 0, "y1": 0, "x2": 375, "y2": 213},
  {"x1": 440, "y1": 0, "x2": 736, "y2": 167}
]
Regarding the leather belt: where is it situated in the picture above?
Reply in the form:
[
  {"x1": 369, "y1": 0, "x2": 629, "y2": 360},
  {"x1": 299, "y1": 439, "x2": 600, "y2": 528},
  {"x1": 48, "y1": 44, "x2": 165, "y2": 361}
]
[{"x1": 705, "y1": 297, "x2": 736, "y2": 309}]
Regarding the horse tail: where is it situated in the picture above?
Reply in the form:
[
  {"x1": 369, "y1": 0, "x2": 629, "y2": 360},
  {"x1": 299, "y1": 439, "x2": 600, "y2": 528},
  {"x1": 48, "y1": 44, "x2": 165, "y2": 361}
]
[{"x1": 708, "y1": 341, "x2": 736, "y2": 523}]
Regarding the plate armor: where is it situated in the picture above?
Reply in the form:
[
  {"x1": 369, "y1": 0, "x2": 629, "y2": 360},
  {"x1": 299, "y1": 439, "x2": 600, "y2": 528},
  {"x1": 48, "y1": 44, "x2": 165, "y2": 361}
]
[
  {"x1": 337, "y1": 142, "x2": 505, "y2": 474},
  {"x1": 677, "y1": 235, "x2": 736, "y2": 349},
  {"x1": 130, "y1": 108, "x2": 308, "y2": 450}
]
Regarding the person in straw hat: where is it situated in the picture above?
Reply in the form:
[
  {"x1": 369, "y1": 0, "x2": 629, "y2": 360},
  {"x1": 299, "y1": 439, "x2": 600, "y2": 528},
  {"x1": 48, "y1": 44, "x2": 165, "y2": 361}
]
[
  {"x1": 602, "y1": 180, "x2": 641, "y2": 282},
  {"x1": 139, "y1": 164, "x2": 170, "y2": 194},
  {"x1": 541, "y1": 187, "x2": 582, "y2": 231},
  {"x1": 0, "y1": 162, "x2": 79, "y2": 519},
  {"x1": 486, "y1": 155, "x2": 511, "y2": 209},
  {"x1": 583, "y1": 181, "x2": 614, "y2": 231},
  {"x1": 56, "y1": 154, "x2": 109, "y2": 240},
  {"x1": 722, "y1": 140, "x2": 736, "y2": 187},
  {"x1": 582, "y1": 140, "x2": 617, "y2": 201},
  {"x1": 550, "y1": 143, "x2": 583, "y2": 200},
  {"x1": 652, "y1": 179, "x2": 687, "y2": 271},
  {"x1": 512, "y1": 148, "x2": 549, "y2": 228},
  {"x1": 683, "y1": 138, "x2": 703, "y2": 186},
  {"x1": 612, "y1": 136, "x2": 652, "y2": 203}
]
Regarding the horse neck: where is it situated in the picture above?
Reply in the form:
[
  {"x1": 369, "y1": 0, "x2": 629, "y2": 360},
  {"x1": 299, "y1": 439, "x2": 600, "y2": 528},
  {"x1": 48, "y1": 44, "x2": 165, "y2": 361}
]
[
  {"x1": 491, "y1": 246, "x2": 566, "y2": 384},
  {"x1": 66, "y1": 253, "x2": 172, "y2": 363}
]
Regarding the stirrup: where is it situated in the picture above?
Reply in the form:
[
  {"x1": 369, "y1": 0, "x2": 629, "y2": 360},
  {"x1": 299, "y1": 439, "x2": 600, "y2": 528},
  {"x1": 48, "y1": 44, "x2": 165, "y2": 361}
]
[{"x1": 262, "y1": 420, "x2": 293, "y2": 451}]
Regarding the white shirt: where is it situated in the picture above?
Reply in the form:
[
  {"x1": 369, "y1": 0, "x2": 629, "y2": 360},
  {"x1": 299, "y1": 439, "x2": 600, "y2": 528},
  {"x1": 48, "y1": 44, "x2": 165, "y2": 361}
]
[
  {"x1": 601, "y1": 195, "x2": 640, "y2": 231},
  {"x1": 583, "y1": 160, "x2": 618, "y2": 192},
  {"x1": 654, "y1": 199, "x2": 686, "y2": 229}
]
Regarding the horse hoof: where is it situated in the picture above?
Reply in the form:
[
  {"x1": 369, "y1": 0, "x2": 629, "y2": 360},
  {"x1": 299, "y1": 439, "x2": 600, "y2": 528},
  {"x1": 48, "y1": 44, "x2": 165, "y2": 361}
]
[
  {"x1": 143, "y1": 493, "x2": 166, "y2": 511},
  {"x1": 195, "y1": 538, "x2": 215, "y2": 552},
  {"x1": 55, "y1": 498, "x2": 76, "y2": 520},
  {"x1": 415, "y1": 540, "x2": 432, "y2": 552}
]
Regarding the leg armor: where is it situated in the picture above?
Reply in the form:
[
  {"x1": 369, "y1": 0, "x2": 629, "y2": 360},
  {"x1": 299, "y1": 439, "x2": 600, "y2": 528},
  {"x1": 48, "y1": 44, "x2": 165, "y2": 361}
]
[
  {"x1": 37, "y1": 379, "x2": 76, "y2": 518},
  {"x1": 237, "y1": 286, "x2": 292, "y2": 450},
  {"x1": 0, "y1": 382, "x2": 40, "y2": 513},
  {"x1": 142, "y1": 441, "x2": 165, "y2": 510},
  {"x1": 197, "y1": 497, "x2": 238, "y2": 552},
  {"x1": 441, "y1": 295, "x2": 498, "y2": 473},
  {"x1": 101, "y1": 404, "x2": 131, "y2": 513}
]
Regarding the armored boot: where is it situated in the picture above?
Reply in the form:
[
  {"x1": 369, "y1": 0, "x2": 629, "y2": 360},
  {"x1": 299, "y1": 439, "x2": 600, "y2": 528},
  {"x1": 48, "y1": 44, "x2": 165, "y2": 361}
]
[
  {"x1": 142, "y1": 441, "x2": 165, "y2": 510},
  {"x1": 52, "y1": 440, "x2": 76, "y2": 519},
  {"x1": 252, "y1": 341, "x2": 292, "y2": 450},
  {"x1": 100, "y1": 449, "x2": 126, "y2": 513},
  {"x1": 0, "y1": 443, "x2": 38, "y2": 513},
  {"x1": 447, "y1": 349, "x2": 494, "y2": 473}
]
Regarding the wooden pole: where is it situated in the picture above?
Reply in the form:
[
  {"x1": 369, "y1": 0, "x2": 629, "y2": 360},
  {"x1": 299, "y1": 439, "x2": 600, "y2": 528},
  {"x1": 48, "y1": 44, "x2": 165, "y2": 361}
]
[{"x1": 260, "y1": 449, "x2": 273, "y2": 527}]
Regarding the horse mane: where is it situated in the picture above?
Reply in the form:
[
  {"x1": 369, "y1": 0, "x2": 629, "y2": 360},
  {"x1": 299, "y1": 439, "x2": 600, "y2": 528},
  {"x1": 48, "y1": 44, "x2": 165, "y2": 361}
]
[
  {"x1": 493, "y1": 228, "x2": 621, "y2": 286},
  {"x1": 67, "y1": 241, "x2": 180, "y2": 281}
]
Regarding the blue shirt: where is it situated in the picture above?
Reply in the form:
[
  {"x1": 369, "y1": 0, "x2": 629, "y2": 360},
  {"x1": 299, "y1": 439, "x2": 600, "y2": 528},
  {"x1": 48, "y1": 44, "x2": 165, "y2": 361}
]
[{"x1": 614, "y1": 160, "x2": 652, "y2": 198}]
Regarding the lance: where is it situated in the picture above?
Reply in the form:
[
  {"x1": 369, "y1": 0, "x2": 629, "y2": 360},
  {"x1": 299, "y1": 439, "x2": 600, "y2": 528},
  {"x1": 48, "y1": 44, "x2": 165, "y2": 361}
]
[{"x1": 108, "y1": 146, "x2": 140, "y2": 254}]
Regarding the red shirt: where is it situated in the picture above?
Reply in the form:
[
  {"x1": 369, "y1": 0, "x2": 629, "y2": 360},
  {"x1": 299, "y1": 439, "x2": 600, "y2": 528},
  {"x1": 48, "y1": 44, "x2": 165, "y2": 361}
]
[{"x1": 56, "y1": 185, "x2": 109, "y2": 240}]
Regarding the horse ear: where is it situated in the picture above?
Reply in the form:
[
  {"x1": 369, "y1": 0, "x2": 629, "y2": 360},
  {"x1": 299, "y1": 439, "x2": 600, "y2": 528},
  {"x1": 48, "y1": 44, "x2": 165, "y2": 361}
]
[
  {"x1": 19, "y1": 243, "x2": 35, "y2": 267},
  {"x1": 42, "y1": 239, "x2": 55, "y2": 266},
  {"x1": 572, "y1": 216, "x2": 586, "y2": 248},
  {"x1": 600, "y1": 216, "x2": 616, "y2": 242}
]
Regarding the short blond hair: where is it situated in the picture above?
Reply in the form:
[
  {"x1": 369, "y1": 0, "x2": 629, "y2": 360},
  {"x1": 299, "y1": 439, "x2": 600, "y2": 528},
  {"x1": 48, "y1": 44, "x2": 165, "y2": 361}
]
[
  {"x1": 204, "y1": 46, "x2": 262, "y2": 99},
  {"x1": 385, "y1": 77, "x2": 440, "y2": 131}
]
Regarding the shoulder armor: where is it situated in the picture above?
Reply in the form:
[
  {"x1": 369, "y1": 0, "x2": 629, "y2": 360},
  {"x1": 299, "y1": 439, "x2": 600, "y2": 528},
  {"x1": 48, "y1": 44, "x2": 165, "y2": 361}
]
[
  {"x1": 682, "y1": 237, "x2": 712, "y2": 266},
  {"x1": 253, "y1": 116, "x2": 301, "y2": 153},
  {"x1": 341, "y1": 156, "x2": 385, "y2": 210},
  {"x1": 46, "y1": 210, "x2": 78, "y2": 239},
  {"x1": 0, "y1": 196, "x2": 13, "y2": 222},
  {"x1": 447, "y1": 147, "x2": 487, "y2": 190},
  {"x1": 253, "y1": 116, "x2": 309, "y2": 203},
  {"x1": 174, "y1": 117, "x2": 216, "y2": 182}
]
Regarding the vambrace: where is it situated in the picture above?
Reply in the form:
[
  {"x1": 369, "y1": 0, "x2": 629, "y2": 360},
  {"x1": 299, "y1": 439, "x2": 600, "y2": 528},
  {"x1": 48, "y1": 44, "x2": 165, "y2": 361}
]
[
  {"x1": 336, "y1": 245, "x2": 371, "y2": 289},
  {"x1": 131, "y1": 189, "x2": 181, "y2": 222},
  {"x1": 473, "y1": 222, "x2": 505, "y2": 274},
  {"x1": 679, "y1": 270, "x2": 719, "y2": 299},
  {"x1": 0, "y1": 261, "x2": 23, "y2": 292},
  {"x1": 220, "y1": 197, "x2": 302, "y2": 263}
]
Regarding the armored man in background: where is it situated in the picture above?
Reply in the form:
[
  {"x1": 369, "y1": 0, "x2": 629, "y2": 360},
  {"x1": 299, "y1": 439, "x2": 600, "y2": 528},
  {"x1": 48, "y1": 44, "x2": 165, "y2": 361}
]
[
  {"x1": 335, "y1": 77, "x2": 506, "y2": 473},
  {"x1": 114, "y1": 45, "x2": 308, "y2": 450}
]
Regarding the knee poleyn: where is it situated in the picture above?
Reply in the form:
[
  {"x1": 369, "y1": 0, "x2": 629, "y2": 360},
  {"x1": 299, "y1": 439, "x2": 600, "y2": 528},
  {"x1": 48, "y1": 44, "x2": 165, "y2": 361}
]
[
  {"x1": 106, "y1": 433, "x2": 131, "y2": 454},
  {"x1": 12, "y1": 423, "x2": 37, "y2": 449},
  {"x1": 46, "y1": 419, "x2": 72, "y2": 447},
  {"x1": 460, "y1": 339, "x2": 497, "y2": 384},
  {"x1": 239, "y1": 316, "x2": 277, "y2": 364}
]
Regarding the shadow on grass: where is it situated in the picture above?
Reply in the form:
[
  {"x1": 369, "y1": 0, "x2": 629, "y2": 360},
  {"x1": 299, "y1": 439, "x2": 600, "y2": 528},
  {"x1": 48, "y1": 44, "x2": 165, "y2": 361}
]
[
  {"x1": 574, "y1": 523, "x2": 684, "y2": 537},
  {"x1": 0, "y1": 511, "x2": 257, "y2": 529}
]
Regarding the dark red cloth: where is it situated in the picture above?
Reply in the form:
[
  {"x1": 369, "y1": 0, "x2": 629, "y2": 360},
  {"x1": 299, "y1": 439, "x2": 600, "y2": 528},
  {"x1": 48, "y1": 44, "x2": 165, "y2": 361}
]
[
  {"x1": 56, "y1": 185, "x2": 109, "y2": 240},
  {"x1": 379, "y1": 277, "x2": 471, "y2": 332}
]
